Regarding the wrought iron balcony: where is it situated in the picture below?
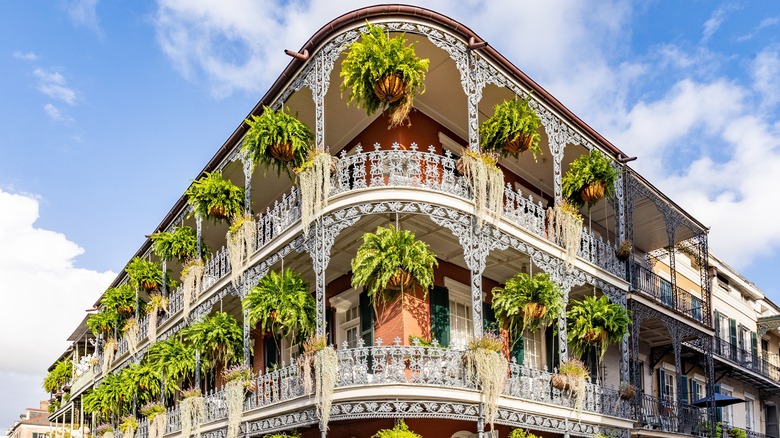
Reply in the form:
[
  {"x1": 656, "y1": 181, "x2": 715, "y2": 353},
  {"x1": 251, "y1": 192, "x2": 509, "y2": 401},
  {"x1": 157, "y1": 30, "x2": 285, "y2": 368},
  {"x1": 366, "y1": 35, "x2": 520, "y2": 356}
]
[
  {"x1": 715, "y1": 337, "x2": 780, "y2": 383},
  {"x1": 134, "y1": 339, "x2": 632, "y2": 438},
  {"x1": 630, "y1": 263, "x2": 711, "y2": 325},
  {"x1": 637, "y1": 393, "x2": 703, "y2": 435}
]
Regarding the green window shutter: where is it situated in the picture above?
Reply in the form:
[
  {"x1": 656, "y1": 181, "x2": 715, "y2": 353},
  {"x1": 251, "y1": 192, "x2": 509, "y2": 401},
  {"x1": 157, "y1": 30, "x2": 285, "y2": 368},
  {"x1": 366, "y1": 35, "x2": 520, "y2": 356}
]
[
  {"x1": 738, "y1": 324, "x2": 745, "y2": 350},
  {"x1": 752, "y1": 331, "x2": 758, "y2": 367},
  {"x1": 483, "y1": 302, "x2": 497, "y2": 334},
  {"x1": 715, "y1": 384, "x2": 722, "y2": 422},
  {"x1": 326, "y1": 307, "x2": 335, "y2": 346},
  {"x1": 264, "y1": 335, "x2": 278, "y2": 370},
  {"x1": 430, "y1": 286, "x2": 450, "y2": 347},
  {"x1": 359, "y1": 291, "x2": 374, "y2": 347},
  {"x1": 691, "y1": 379, "x2": 700, "y2": 403},
  {"x1": 680, "y1": 376, "x2": 689, "y2": 404},
  {"x1": 729, "y1": 319, "x2": 738, "y2": 359},
  {"x1": 511, "y1": 331, "x2": 524, "y2": 366},
  {"x1": 545, "y1": 324, "x2": 559, "y2": 370},
  {"x1": 658, "y1": 369, "x2": 666, "y2": 398},
  {"x1": 714, "y1": 310, "x2": 721, "y2": 335}
]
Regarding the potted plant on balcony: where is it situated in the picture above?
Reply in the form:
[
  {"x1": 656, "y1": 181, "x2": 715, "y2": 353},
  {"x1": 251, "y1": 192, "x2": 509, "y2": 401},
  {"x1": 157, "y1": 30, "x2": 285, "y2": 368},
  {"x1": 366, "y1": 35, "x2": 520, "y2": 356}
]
[
  {"x1": 126, "y1": 257, "x2": 163, "y2": 292},
  {"x1": 179, "y1": 387, "x2": 205, "y2": 438},
  {"x1": 618, "y1": 382, "x2": 636, "y2": 400},
  {"x1": 371, "y1": 419, "x2": 423, "y2": 438},
  {"x1": 87, "y1": 309, "x2": 117, "y2": 338},
  {"x1": 122, "y1": 317, "x2": 140, "y2": 356},
  {"x1": 222, "y1": 365, "x2": 252, "y2": 438},
  {"x1": 119, "y1": 415, "x2": 138, "y2": 438},
  {"x1": 243, "y1": 268, "x2": 316, "y2": 340},
  {"x1": 185, "y1": 171, "x2": 245, "y2": 223},
  {"x1": 150, "y1": 226, "x2": 205, "y2": 263},
  {"x1": 341, "y1": 23, "x2": 430, "y2": 128},
  {"x1": 464, "y1": 333, "x2": 506, "y2": 432},
  {"x1": 141, "y1": 401, "x2": 167, "y2": 438},
  {"x1": 457, "y1": 149, "x2": 505, "y2": 227},
  {"x1": 185, "y1": 311, "x2": 243, "y2": 390},
  {"x1": 615, "y1": 240, "x2": 632, "y2": 261},
  {"x1": 262, "y1": 433, "x2": 302, "y2": 438},
  {"x1": 480, "y1": 97, "x2": 543, "y2": 160},
  {"x1": 145, "y1": 336, "x2": 201, "y2": 396},
  {"x1": 508, "y1": 428, "x2": 541, "y2": 438},
  {"x1": 551, "y1": 358, "x2": 589, "y2": 413},
  {"x1": 102, "y1": 337, "x2": 118, "y2": 375},
  {"x1": 492, "y1": 272, "x2": 564, "y2": 348},
  {"x1": 242, "y1": 106, "x2": 313, "y2": 176},
  {"x1": 146, "y1": 293, "x2": 169, "y2": 343},
  {"x1": 547, "y1": 199, "x2": 583, "y2": 267},
  {"x1": 101, "y1": 284, "x2": 136, "y2": 316},
  {"x1": 562, "y1": 150, "x2": 619, "y2": 208},
  {"x1": 297, "y1": 335, "x2": 337, "y2": 431},
  {"x1": 728, "y1": 428, "x2": 747, "y2": 438},
  {"x1": 121, "y1": 362, "x2": 163, "y2": 405},
  {"x1": 227, "y1": 213, "x2": 257, "y2": 286},
  {"x1": 43, "y1": 360, "x2": 73, "y2": 395},
  {"x1": 294, "y1": 150, "x2": 336, "y2": 235},
  {"x1": 95, "y1": 424, "x2": 114, "y2": 438},
  {"x1": 351, "y1": 225, "x2": 437, "y2": 310},
  {"x1": 180, "y1": 258, "x2": 205, "y2": 320},
  {"x1": 567, "y1": 295, "x2": 631, "y2": 365}
]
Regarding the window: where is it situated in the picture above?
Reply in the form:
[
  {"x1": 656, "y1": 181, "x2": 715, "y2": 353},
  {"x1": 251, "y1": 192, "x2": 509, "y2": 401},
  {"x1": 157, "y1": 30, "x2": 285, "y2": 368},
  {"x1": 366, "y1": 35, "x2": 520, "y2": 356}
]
[
  {"x1": 523, "y1": 328, "x2": 544, "y2": 369},
  {"x1": 343, "y1": 305, "x2": 360, "y2": 348},
  {"x1": 660, "y1": 278, "x2": 673, "y2": 306},
  {"x1": 280, "y1": 334, "x2": 301, "y2": 364},
  {"x1": 691, "y1": 296, "x2": 703, "y2": 322},
  {"x1": 663, "y1": 371, "x2": 676, "y2": 402},
  {"x1": 330, "y1": 289, "x2": 362, "y2": 348},
  {"x1": 449, "y1": 297, "x2": 473, "y2": 349},
  {"x1": 745, "y1": 397, "x2": 755, "y2": 430},
  {"x1": 722, "y1": 388, "x2": 733, "y2": 425}
]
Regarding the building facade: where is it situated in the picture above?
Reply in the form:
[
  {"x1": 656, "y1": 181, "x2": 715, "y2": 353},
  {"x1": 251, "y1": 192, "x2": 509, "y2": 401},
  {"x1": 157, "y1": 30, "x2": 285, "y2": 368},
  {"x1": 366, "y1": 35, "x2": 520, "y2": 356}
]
[{"x1": 41, "y1": 5, "x2": 778, "y2": 438}]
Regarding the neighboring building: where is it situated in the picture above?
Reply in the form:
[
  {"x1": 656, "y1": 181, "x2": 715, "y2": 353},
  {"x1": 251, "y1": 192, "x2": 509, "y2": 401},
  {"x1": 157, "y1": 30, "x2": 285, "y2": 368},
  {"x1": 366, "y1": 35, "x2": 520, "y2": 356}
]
[
  {"x1": 42, "y1": 5, "x2": 778, "y2": 438},
  {"x1": 7, "y1": 401, "x2": 52, "y2": 438}
]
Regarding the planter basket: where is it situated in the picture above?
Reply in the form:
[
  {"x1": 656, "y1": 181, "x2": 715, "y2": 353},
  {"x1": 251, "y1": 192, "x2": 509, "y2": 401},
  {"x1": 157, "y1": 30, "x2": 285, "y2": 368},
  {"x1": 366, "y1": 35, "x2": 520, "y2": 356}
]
[
  {"x1": 269, "y1": 142, "x2": 295, "y2": 162},
  {"x1": 387, "y1": 269, "x2": 414, "y2": 291},
  {"x1": 580, "y1": 181, "x2": 605, "y2": 203},
  {"x1": 373, "y1": 73, "x2": 406, "y2": 104},
  {"x1": 583, "y1": 329, "x2": 608, "y2": 344},
  {"x1": 142, "y1": 281, "x2": 159, "y2": 292},
  {"x1": 208, "y1": 205, "x2": 229, "y2": 219},
  {"x1": 615, "y1": 246, "x2": 632, "y2": 261},
  {"x1": 522, "y1": 302, "x2": 548, "y2": 320},
  {"x1": 118, "y1": 305, "x2": 133, "y2": 315},
  {"x1": 619, "y1": 385, "x2": 636, "y2": 400},
  {"x1": 504, "y1": 133, "x2": 534, "y2": 155},
  {"x1": 551, "y1": 373, "x2": 570, "y2": 391}
]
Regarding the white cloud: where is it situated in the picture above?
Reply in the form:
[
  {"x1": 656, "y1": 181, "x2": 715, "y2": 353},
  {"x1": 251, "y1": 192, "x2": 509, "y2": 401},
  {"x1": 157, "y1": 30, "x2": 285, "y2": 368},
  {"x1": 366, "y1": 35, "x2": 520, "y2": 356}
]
[
  {"x1": 13, "y1": 51, "x2": 38, "y2": 61},
  {"x1": 43, "y1": 103, "x2": 64, "y2": 121},
  {"x1": 33, "y1": 68, "x2": 78, "y2": 105},
  {"x1": 752, "y1": 47, "x2": 780, "y2": 109},
  {"x1": 702, "y1": 5, "x2": 732, "y2": 42},
  {"x1": 0, "y1": 189, "x2": 115, "y2": 386},
  {"x1": 737, "y1": 16, "x2": 780, "y2": 42},
  {"x1": 65, "y1": 0, "x2": 102, "y2": 35}
]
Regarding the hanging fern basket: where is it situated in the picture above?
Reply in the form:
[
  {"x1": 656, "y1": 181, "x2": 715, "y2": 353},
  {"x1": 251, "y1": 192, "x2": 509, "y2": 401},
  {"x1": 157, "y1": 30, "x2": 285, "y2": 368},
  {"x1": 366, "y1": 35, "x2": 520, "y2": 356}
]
[
  {"x1": 373, "y1": 73, "x2": 406, "y2": 104},
  {"x1": 579, "y1": 181, "x2": 605, "y2": 203},
  {"x1": 386, "y1": 269, "x2": 414, "y2": 291},
  {"x1": 142, "y1": 281, "x2": 159, "y2": 292},
  {"x1": 584, "y1": 328, "x2": 608, "y2": 344},
  {"x1": 504, "y1": 133, "x2": 534, "y2": 155},
  {"x1": 615, "y1": 246, "x2": 632, "y2": 261},
  {"x1": 269, "y1": 142, "x2": 295, "y2": 162},
  {"x1": 551, "y1": 374, "x2": 569, "y2": 390},
  {"x1": 208, "y1": 205, "x2": 229, "y2": 219},
  {"x1": 522, "y1": 302, "x2": 548, "y2": 320}
]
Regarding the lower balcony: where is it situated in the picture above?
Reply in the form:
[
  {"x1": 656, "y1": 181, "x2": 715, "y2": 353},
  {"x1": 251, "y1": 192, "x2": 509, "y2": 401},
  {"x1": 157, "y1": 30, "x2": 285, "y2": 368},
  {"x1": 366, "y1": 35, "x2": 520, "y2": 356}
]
[
  {"x1": 636, "y1": 393, "x2": 704, "y2": 435},
  {"x1": 136, "y1": 340, "x2": 632, "y2": 438}
]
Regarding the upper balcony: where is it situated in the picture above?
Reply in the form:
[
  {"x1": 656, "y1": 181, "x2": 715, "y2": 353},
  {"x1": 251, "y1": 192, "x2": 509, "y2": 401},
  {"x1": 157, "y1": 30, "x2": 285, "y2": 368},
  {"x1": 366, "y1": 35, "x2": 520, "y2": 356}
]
[
  {"x1": 630, "y1": 263, "x2": 710, "y2": 327},
  {"x1": 714, "y1": 336, "x2": 780, "y2": 390}
]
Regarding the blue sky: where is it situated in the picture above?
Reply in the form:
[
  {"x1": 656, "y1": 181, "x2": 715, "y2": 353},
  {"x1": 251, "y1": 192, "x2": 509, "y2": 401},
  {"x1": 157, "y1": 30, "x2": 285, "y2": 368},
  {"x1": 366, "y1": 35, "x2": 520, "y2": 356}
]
[{"x1": 2, "y1": 0, "x2": 780, "y2": 430}]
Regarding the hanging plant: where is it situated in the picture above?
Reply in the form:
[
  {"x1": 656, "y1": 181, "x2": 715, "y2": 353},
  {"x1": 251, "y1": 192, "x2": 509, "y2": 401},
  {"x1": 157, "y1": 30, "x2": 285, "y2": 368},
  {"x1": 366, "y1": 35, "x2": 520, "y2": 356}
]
[
  {"x1": 141, "y1": 401, "x2": 167, "y2": 438},
  {"x1": 151, "y1": 226, "x2": 205, "y2": 263},
  {"x1": 222, "y1": 365, "x2": 252, "y2": 438},
  {"x1": 551, "y1": 358, "x2": 589, "y2": 414},
  {"x1": 615, "y1": 240, "x2": 632, "y2": 261},
  {"x1": 508, "y1": 428, "x2": 541, "y2": 438},
  {"x1": 464, "y1": 333, "x2": 506, "y2": 432},
  {"x1": 480, "y1": 98, "x2": 543, "y2": 160},
  {"x1": 87, "y1": 309, "x2": 118, "y2": 338},
  {"x1": 185, "y1": 172, "x2": 245, "y2": 223},
  {"x1": 126, "y1": 257, "x2": 163, "y2": 292},
  {"x1": 351, "y1": 225, "x2": 437, "y2": 310},
  {"x1": 146, "y1": 294, "x2": 169, "y2": 343},
  {"x1": 145, "y1": 337, "x2": 200, "y2": 396},
  {"x1": 227, "y1": 214, "x2": 257, "y2": 287},
  {"x1": 179, "y1": 387, "x2": 205, "y2": 438},
  {"x1": 43, "y1": 360, "x2": 73, "y2": 394},
  {"x1": 101, "y1": 284, "x2": 136, "y2": 316},
  {"x1": 181, "y1": 259, "x2": 205, "y2": 320},
  {"x1": 95, "y1": 424, "x2": 114, "y2": 438},
  {"x1": 457, "y1": 149, "x2": 505, "y2": 227},
  {"x1": 184, "y1": 312, "x2": 243, "y2": 372},
  {"x1": 102, "y1": 338, "x2": 118, "y2": 375},
  {"x1": 298, "y1": 335, "x2": 337, "y2": 431},
  {"x1": 491, "y1": 272, "x2": 563, "y2": 345},
  {"x1": 262, "y1": 433, "x2": 301, "y2": 438},
  {"x1": 119, "y1": 416, "x2": 138, "y2": 438},
  {"x1": 341, "y1": 23, "x2": 430, "y2": 128},
  {"x1": 567, "y1": 295, "x2": 631, "y2": 364},
  {"x1": 562, "y1": 150, "x2": 619, "y2": 208},
  {"x1": 294, "y1": 151, "x2": 335, "y2": 235},
  {"x1": 123, "y1": 318, "x2": 140, "y2": 356},
  {"x1": 371, "y1": 419, "x2": 422, "y2": 438},
  {"x1": 243, "y1": 268, "x2": 316, "y2": 339},
  {"x1": 242, "y1": 106, "x2": 313, "y2": 177},
  {"x1": 619, "y1": 382, "x2": 636, "y2": 400},
  {"x1": 120, "y1": 362, "x2": 162, "y2": 406},
  {"x1": 546, "y1": 199, "x2": 583, "y2": 268}
]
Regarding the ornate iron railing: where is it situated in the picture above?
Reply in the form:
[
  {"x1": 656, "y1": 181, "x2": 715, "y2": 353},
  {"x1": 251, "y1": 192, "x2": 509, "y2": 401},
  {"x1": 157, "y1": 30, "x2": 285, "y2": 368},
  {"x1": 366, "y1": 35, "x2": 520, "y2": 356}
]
[
  {"x1": 135, "y1": 339, "x2": 631, "y2": 438},
  {"x1": 631, "y1": 263, "x2": 710, "y2": 325},
  {"x1": 637, "y1": 393, "x2": 703, "y2": 434},
  {"x1": 715, "y1": 337, "x2": 780, "y2": 382}
]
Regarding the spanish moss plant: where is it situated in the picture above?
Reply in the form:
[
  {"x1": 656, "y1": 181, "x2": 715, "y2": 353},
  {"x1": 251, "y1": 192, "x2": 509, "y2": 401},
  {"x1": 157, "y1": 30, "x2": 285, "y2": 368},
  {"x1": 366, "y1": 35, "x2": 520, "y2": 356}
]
[
  {"x1": 464, "y1": 333, "x2": 506, "y2": 431},
  {"x1": 547, "y1": 200, "x2": 583, "y2": 268},
  {"x1": 227, "y1": 214, "x2": 257, "y2": 286},
  {"x1": 459, "y1": 149, "x2": 505, "y2": 227},
  {"x1": 295, "y1": 151, "x2": 334, "y2": 235}
]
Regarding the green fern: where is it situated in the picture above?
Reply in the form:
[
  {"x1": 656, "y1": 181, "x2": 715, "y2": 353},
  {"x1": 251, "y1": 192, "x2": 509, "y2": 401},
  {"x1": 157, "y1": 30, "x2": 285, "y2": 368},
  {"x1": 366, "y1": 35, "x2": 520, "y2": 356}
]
[
  {"x1": 567, "y1": 295, "x2": 631, "y2": 363},
  {"x1": 184, "y1": 311, "x2": 243, "y2": 370},
  {"x1": 125, "y1": 257, "x2": 163, "y2": 291},
  {"x1": 242, "y1": 268, "x2": 316, "y2": 339},
  {"x1": 491, "y1": 272, "x2": 563, "y2": 337},
  {"x1": 144, "y1": 336, "x2": 201, "y2": 390},
  {"x1": 561, "y1": 150, "x2": 619, "y2": 208},
  {"x1": 86, "y1": 310, "x2": 118, "y2": 337},
  {"x1": 242, "y1": 106, "x2": 313, "y2": 177},
  {"x1": 185, "y1": 171, "x2": 245, "y2": 223},
  {"x1": 151, "y1": 226, "x2": 208, "y2": 262},
  {"x1": 43, "y1": 360, "x2": 73, "y2": 393},
  {"x1": 100, "y1": 284, "x2": 136, "y2": 316},
  {"x1": 480, "y1": 98, "x2": 543, "y2": 160},
  {"x1": 371, "y1": 419, "x2": 422, "y2": 438},
  {"x1": 351, "y1": 225, "x2": 437, "y2": 309}
]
